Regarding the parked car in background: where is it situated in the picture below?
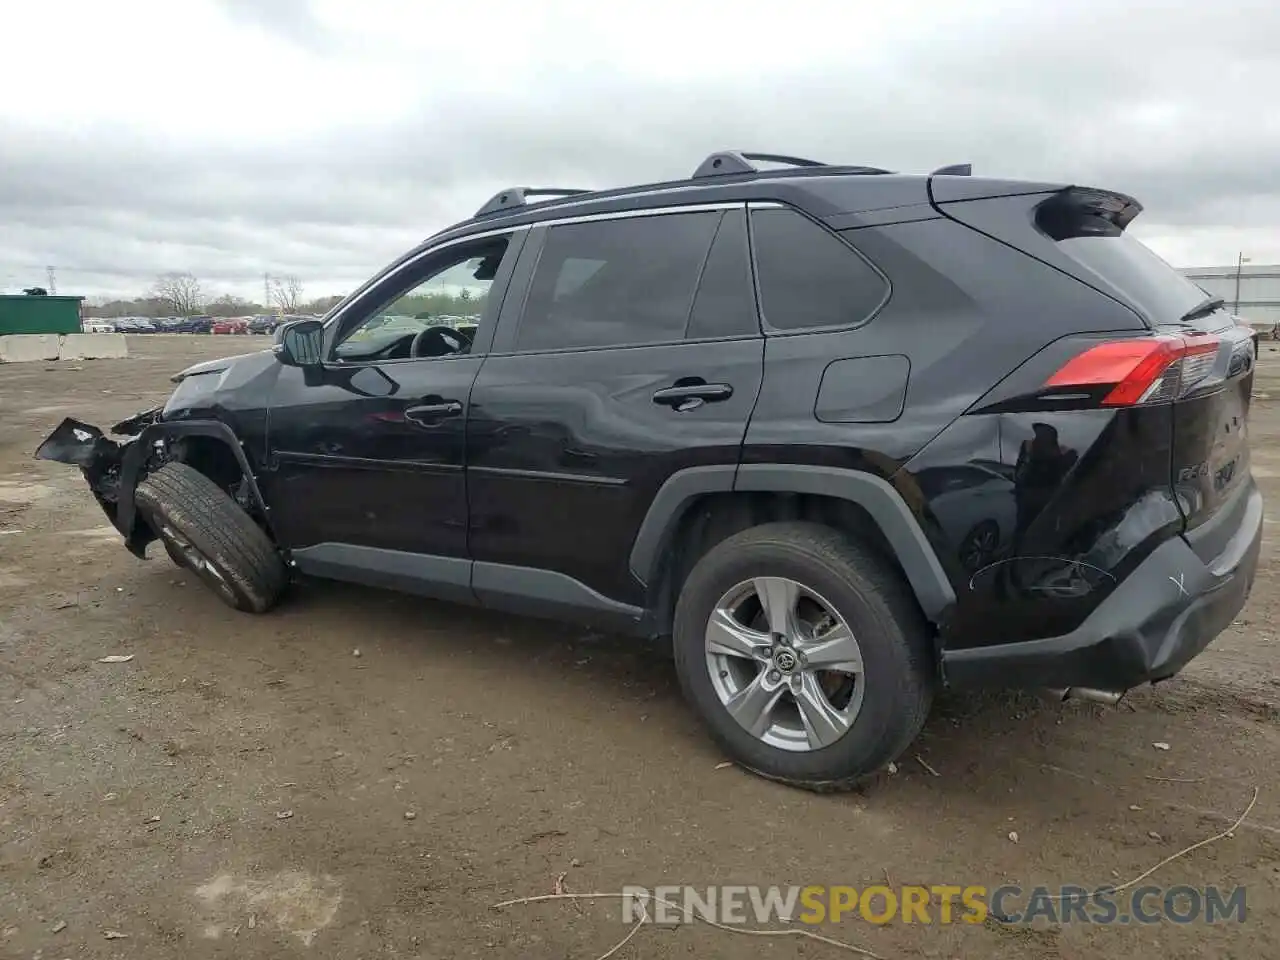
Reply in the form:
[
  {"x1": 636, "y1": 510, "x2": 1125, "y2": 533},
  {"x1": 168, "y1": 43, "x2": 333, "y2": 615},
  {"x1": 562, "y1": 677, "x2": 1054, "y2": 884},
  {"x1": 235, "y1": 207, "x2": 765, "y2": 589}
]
[
  {"x1": 248, "y1": 315, "x2": 279, "y2": 334},
  {"x1": 81, "y1": 320, "x2": 115, "y2": 333},
  {"x1": 211, "y1": 318, "x2": 249, "y2": 335},
  {"x1": 176, "y1": 315, "x2": 214, "y2": 333}
]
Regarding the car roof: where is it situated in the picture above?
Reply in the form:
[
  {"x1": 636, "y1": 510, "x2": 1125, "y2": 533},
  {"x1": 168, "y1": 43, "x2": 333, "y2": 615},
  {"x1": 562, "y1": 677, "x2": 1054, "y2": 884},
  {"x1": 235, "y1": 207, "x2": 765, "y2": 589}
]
[{"x1": 419, "y1": 151, "x2": 1066, "y2": 252}]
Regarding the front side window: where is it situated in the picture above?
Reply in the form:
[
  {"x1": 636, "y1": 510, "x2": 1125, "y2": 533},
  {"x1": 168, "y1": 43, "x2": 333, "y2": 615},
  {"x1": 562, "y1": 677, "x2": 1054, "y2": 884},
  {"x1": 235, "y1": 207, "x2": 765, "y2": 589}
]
[
  {"x1": 751, "y1": 208, "x2": 888, "y2": 332},
  {"x1": 334, "y1": 237, "x2": 508, "y2": 360},
  {"x1": 516, "y1": 211, "x2": 721, "y2": 352}
]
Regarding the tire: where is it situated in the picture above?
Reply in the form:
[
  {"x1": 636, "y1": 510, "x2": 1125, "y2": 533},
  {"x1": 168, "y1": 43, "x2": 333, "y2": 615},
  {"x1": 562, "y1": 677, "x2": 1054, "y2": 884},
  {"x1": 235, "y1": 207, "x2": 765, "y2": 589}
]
[
  {"x1": 135, "y1": 462, "x2": 287, "y2": 613},
  {"x1": 672, "y1": 521, "x2": 933, "y2": 792},
  {"x1": 162, "y1": 538, "x2": 188, "y2": 569}
]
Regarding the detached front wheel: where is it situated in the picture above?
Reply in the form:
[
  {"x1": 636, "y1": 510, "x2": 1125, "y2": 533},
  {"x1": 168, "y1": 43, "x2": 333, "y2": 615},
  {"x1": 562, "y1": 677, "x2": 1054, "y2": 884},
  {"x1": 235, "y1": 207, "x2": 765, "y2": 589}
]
[{"x1": 136, "y1": 462, "x2": 287, "y2": 613}]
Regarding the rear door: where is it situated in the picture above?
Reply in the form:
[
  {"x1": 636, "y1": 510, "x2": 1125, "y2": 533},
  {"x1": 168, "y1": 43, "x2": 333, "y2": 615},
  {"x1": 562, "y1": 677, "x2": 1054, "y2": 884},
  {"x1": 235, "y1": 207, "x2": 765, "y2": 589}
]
[{"x1": 466, "y1": 205, "x2": 764, "y2": 609}]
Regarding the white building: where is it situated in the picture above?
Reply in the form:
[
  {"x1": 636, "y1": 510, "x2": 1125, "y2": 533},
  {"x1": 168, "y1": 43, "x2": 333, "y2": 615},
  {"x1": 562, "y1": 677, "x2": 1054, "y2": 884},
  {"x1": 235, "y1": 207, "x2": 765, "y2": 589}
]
[{"x1": 1180, "y1": 263, "x2": 1280, "y2": 330}]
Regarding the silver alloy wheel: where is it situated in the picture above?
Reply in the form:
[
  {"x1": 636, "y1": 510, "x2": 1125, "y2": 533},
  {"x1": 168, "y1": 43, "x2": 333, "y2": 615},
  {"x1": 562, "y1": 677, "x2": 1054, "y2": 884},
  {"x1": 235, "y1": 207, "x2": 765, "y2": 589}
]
[
  {"x1": 705, "y1": 577, "x2": 865, "y2": 752},
  {"x1": 160, "y1": 523, "x2": 236, "y2": 604}
]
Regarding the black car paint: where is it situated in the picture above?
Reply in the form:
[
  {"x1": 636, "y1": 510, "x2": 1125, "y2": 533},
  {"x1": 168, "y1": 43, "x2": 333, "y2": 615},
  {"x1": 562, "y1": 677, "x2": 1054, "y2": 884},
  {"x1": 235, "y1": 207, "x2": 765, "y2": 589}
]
[{"x1": 36, "y1": 166, "x2": 1262, "y2": 696}]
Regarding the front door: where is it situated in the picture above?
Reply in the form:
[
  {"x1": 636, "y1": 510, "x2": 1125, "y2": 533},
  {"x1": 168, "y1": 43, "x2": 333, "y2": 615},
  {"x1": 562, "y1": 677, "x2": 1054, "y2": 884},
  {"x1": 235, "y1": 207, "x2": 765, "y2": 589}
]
[
  {"x1": 466, "y1": 206, "x2": 765, "y2": 610},
  {"x1": 263, "y1": 229, "x2": 525, "y2": 598}
]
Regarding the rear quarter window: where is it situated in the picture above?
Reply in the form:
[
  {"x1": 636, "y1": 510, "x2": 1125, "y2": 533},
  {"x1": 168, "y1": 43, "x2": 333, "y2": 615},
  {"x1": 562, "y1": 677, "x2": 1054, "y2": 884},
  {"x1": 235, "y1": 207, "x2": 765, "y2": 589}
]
[{"x1": 750, "y1": 208, "x2": 889, "y2": 332}]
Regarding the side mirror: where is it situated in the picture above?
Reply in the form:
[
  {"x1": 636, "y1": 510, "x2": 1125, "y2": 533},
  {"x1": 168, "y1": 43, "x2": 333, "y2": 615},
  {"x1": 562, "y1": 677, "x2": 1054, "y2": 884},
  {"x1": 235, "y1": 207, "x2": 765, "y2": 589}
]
[{"x1": 274, "y1": 318, "x2": 324, "y2": 368}]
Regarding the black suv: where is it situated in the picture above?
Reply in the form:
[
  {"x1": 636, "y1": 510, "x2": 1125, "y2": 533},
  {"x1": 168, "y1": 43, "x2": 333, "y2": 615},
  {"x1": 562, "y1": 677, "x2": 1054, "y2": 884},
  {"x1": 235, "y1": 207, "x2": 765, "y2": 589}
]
[{"x1": 38, "y1": 150, "x2": 1262, "y2": 790}]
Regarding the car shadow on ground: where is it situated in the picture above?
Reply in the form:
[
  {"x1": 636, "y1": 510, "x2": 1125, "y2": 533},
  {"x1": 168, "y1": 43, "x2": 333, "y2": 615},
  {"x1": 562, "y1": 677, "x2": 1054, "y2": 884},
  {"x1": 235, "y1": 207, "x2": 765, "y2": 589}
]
[
  {"x1": 160, "y1": 570, "x2": 1216, "y2": 798},
  {"x1": 260, "y1": 575, "x2": 1280, "y2": 871}
]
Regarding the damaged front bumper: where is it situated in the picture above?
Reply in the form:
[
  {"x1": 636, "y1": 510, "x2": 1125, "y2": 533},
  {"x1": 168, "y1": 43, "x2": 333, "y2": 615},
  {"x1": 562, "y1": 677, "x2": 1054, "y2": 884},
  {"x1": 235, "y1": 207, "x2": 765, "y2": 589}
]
[{"x1": 34, "y1": 408, "x2": 163, "y2": 554}]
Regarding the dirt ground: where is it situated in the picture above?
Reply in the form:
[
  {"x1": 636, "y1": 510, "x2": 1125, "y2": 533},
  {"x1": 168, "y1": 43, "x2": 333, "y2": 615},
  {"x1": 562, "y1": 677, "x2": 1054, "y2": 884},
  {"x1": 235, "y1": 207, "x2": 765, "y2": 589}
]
[{"x1": 2, "y1": 335, "x2": 1280, "y2": 960}]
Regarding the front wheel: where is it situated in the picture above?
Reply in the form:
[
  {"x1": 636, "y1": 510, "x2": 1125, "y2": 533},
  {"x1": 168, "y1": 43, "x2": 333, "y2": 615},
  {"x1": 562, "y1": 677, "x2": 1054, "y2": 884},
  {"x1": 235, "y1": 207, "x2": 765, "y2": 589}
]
[
  {"x1": 673, "y1": 521, "x2": 934, "y2": 791},
  {"x1": 135, "y1": 462, "x2": 287, "y2": 613},
  {"x1": 162, "y1": 537, "x2": 188, "y2": 569}
]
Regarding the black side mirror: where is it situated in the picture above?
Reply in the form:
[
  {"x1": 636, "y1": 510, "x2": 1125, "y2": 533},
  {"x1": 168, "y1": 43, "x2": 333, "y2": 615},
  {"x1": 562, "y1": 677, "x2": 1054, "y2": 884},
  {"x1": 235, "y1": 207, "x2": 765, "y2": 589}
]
[{"x1": 274, "y1": 318, "x2": 324, "y2": 368}]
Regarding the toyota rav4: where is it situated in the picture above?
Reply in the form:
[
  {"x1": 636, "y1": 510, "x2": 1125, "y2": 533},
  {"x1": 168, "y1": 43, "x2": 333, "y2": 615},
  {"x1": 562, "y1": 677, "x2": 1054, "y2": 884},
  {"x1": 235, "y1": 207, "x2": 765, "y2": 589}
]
[{"x1": 37, "y1": 150, "x2": 1262, "y2": 791}]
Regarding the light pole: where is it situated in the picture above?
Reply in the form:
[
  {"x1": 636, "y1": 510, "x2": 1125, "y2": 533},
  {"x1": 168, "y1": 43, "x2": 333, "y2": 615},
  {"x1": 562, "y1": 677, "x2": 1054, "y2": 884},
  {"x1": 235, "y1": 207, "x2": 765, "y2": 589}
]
[{"x1": 1233, "y1": 252, "x2": 1251, "y2": 316}]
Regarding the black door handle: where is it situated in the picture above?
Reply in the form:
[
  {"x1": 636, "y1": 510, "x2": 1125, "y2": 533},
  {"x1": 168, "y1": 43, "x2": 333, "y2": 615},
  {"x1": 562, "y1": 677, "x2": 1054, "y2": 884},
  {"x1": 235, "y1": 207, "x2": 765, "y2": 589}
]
[
  {"x1": 652, "y1": 382, "x2": 733, "y2": 412},
  {"x1": 405, "y1": 399, "x2": 463, "y2": 425}
]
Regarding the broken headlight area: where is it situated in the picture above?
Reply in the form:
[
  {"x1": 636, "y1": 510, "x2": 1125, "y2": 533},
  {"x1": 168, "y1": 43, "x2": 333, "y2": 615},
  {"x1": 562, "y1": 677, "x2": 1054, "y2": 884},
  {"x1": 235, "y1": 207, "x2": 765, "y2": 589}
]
[{"x1": 111, "y1": 406, "x2": 162, "y2": 436}]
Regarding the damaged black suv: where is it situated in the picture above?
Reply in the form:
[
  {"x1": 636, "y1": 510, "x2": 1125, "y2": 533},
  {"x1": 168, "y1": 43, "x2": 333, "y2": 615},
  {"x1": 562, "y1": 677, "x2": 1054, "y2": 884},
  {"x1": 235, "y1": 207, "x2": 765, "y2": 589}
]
[{"x1": 39, "y1": 150, "x2": 1262, "y2": 790}]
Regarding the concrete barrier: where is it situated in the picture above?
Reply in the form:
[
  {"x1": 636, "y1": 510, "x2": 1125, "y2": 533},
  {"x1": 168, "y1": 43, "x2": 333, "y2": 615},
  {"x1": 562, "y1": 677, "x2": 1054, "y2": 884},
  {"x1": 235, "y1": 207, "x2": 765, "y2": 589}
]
[
  {"x1": 0, "y1": 332, "x2": 130, "y2": 362},
  {"x1": 59, "y1": 333, "x2": 128, "y2": 360},
  {"x1": 0, "y1": 334, "x2": 60, "y2": 362}
]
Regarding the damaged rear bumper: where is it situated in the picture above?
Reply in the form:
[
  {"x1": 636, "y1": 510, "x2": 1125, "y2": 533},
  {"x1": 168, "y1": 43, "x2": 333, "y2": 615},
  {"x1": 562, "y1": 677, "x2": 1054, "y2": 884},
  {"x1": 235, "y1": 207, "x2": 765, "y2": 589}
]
[{"x1": 941, "y1": 479, "x2": 1263, "y2": 693}]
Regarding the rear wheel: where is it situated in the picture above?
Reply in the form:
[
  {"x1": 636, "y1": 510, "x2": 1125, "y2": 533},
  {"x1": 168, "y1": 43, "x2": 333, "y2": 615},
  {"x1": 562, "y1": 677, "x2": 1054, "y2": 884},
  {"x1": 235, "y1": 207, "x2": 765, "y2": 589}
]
[
  {"x1": 135, "y1": 462, "x2": 286, "y2": 613},
  {"x1": 672, "y1": 521, "x2": 934, "y2": 791}
]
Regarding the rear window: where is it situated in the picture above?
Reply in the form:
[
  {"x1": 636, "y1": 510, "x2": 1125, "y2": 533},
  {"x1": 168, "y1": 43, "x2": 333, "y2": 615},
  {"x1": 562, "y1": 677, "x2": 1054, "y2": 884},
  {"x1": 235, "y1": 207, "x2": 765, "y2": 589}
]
[{"x1": 1056, "y1": 233, "x2": 1208, "y2": 321}]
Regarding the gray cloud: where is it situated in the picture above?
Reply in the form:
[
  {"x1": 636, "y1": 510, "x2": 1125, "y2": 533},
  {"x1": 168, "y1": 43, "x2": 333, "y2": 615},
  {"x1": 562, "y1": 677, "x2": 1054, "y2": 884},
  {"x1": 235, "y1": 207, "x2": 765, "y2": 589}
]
[
  {"x1": 4, "y1": 0, "x2": 1278, "y2": 299},
  {"x1": 214, "y1": 0, "x2": 336, "y2": 52}
]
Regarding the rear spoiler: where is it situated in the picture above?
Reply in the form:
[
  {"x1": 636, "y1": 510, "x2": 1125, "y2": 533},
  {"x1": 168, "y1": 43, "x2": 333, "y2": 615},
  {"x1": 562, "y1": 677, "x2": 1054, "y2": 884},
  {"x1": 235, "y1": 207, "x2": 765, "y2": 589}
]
[{"x1": 1035, "y1": 186, "x2": 1143, "y2": 240}]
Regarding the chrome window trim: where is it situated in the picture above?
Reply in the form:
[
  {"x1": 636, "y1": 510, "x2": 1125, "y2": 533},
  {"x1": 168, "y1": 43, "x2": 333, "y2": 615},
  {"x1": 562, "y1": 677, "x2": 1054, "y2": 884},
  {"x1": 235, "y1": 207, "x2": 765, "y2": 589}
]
[{"x1": 322, "y1": 202, "x2": 784, "y2": 331}]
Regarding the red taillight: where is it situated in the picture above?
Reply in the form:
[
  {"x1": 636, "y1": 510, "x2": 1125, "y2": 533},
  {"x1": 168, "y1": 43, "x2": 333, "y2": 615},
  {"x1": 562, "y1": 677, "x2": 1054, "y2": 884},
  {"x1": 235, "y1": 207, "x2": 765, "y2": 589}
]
[{"x1": 1045, "y1": 336, "x2": 1220, "y2": 406}]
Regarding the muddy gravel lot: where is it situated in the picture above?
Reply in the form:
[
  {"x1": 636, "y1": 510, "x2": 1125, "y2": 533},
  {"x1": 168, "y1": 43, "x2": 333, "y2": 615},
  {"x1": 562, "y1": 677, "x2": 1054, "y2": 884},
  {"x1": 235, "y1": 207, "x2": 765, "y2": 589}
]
[{"x1": 3, "y1": 335, "x2": 1280, "y2": 959}]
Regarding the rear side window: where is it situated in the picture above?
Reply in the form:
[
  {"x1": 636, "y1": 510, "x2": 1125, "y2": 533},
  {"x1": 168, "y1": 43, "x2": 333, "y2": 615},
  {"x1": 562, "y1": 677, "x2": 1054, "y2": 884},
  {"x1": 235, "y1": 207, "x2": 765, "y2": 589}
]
[
  {"x1": 750, "y1": 208, "x2": 888, "y2": 332},
  {"x1": 517, "y1": 211, "x2": 720, "y2": 351}
]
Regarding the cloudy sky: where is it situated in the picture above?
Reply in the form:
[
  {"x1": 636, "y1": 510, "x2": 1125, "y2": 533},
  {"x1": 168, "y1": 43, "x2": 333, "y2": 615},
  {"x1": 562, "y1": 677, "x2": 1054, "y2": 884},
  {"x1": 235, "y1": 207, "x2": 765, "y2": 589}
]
[{"x1": 2, "y1": 0, "x2": 1277, "y2": 301}]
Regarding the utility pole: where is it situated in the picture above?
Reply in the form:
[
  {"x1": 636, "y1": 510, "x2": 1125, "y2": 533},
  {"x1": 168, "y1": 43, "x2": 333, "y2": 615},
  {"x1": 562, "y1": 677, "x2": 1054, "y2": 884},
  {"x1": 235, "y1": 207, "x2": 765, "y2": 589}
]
[
  {"x1": 1233, "y1": 252, "x2": 1251, "y2": 316},
  {"x1": 46, "y1": 266, "x2": 56, "y2": 295},
  {"x1": 264, "y1": 272, "x2": 272, "y2": 314}
]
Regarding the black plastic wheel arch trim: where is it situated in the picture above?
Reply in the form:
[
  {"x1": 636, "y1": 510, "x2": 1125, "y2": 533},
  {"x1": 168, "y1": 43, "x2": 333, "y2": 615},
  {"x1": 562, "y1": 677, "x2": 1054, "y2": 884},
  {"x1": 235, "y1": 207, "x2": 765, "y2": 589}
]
[{"x1": 628, "y1": 463, "x2": 956, "y2": 622}]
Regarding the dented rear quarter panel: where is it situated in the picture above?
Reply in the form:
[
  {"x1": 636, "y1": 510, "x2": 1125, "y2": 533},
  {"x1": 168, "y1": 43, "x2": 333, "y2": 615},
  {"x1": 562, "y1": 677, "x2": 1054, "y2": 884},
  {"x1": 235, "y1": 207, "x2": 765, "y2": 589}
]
[{"x1": 902, "y1": 404, "x2": 1182, "y2": 651}]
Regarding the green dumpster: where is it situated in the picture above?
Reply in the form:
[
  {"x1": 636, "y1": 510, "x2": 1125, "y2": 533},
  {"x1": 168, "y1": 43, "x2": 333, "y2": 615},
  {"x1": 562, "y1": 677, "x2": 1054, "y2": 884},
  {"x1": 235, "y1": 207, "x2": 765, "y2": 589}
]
[{"x1": 0, "y1": 295, "x2": 85, "y2": 335}]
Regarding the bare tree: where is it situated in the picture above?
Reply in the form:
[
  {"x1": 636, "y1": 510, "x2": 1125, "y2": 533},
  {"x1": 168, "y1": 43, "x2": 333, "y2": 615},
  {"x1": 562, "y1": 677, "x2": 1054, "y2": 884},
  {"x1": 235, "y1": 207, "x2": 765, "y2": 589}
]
[
  {"x1": 206, "y1": 293, "x2": 265, "y2": 317},
  {"x1": 269, "y1": 275, "x2": 304, "y2": 313},
  {"x1": 302, "y1": 294, "x2": 344, "y2": 314},
  {"x1": 151, "y1": 272, "x2": 204, "y2": 315}
]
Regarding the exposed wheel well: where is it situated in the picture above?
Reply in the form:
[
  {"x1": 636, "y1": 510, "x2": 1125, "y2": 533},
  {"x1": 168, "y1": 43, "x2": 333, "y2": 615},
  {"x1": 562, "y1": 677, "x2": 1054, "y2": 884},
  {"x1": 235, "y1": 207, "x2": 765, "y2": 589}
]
[
  {"x1": 163, "y1": 434, "x2": 274, "y2": 536},
  {"x1": 647, "y1": 491, "x2": 921, "y2": 638},
  {"x1": 171, "y1": 435, "x2": 244, "y2": 493}
]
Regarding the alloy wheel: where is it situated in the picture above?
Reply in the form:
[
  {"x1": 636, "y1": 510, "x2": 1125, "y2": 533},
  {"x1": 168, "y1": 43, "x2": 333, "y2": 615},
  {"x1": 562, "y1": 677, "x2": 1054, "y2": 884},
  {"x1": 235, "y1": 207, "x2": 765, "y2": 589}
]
[{"x1": 704, "y1": 576, "x2": 865, "y2": 752}]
